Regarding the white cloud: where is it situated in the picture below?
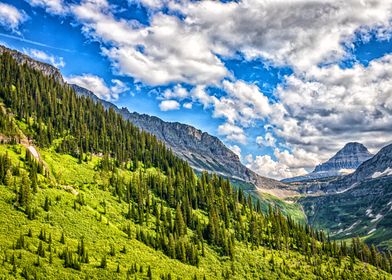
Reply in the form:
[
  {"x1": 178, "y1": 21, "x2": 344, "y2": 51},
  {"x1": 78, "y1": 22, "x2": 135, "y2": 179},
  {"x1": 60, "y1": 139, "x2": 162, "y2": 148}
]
[
  {"x1": 26, "y1": 0, "x2": 68, "y2": 15},
  {"x1": 110, "y1": 79, "x2": 130, "y2": 99},
  {"x1": 245, "y1": 154, "x2": 306, "y2": 180},
  {"x1": 72, "y1": 0, "x2": 228, "y2": 85},
  {"x1": 66, "y1": 74, "x2": 127, "y2": 101},
  {"x1": 130, "y1": 0, "x2": 167, "y2": 10},
  {"x1": 172, "y1": 0, "x2": 392, "y2": 71},
  {"x1": 183, "y1": 102, "x2": 192, "y2": 109},
  {"x1": 0, "y1": 3, "x2": 27, "y2": 31},
  {"x1": 272, "y1": 55, "x2": 392, "y2": 163},
  {"x1": 162, "y1": 85, "x2": 189, "y2": 100},
  {"x1": 256, "y1": 132, "x2": 276, "y2": 147},
  {"x1": 24, "y1": 48, "x2": 65, "y2": 68},
  {"x1": 228, "y1": 145, "x2": 241, "y2": 158},
  {"x1": 159, "y1": 100, "x2": 180, "y2": 111},
  {"x1": 217, "y1": 123, "x2": 247, "y2": 144}
]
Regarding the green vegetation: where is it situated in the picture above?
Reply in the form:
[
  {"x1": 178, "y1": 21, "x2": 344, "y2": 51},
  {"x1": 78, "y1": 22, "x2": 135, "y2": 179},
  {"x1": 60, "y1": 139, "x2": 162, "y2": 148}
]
[
  {"x1": 0, "y1": 52, "x2": 391, "y2": 279},
  {"x1": 301, "y1": 177, "x2": 392, "y2": 250}
]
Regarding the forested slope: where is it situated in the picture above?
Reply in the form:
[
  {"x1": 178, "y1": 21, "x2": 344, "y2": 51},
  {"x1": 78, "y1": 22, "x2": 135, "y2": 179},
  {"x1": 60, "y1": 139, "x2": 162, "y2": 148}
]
[{"x1": 0, "y1": 52, "x2": 391, "y2": 279}]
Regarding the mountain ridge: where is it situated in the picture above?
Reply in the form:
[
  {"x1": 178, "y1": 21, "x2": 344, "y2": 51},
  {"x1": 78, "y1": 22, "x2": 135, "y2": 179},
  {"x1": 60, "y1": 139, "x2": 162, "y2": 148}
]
[{"x1": 70, "y1": 84, "x2": 296, "y2": 197}]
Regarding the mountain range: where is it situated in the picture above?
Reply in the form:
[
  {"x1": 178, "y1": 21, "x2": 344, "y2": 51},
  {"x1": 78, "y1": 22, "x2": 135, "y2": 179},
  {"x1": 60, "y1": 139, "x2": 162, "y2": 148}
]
[{"x1": 300, "y1": 143, "x2": 392, "y2": 248}]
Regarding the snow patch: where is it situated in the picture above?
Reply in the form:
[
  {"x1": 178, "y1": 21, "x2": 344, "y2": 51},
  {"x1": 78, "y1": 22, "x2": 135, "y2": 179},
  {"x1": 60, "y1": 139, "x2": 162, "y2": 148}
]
[
  {"x1": 336, "y1": 183, "x2": 358, "y2": 194},
  {"x1": 371, "y1": 214, "x2": 383, "y2": 223},
  {"x1": 335, "y1": 229, "x2": 343, "y2": 234},
  {"x1": 368, "y1": 228, "x2": 376, "y2": 235},
  {"x1": 366, "y1": 208, "x2": 374, "y2": 218},
  {"x1": 346, "y1": 220, "x2": 360, "y2": 232},
  {"x1": 338, "y1": 168, "x2": 355, "y2": 175},
  {"x1": 371, "y1": 167, "x2": 392, "y2": 178}
]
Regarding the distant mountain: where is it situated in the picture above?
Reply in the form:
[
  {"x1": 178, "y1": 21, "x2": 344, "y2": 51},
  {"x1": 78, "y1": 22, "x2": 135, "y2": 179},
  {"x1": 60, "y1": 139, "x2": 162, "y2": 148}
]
[
  {"x1": 70, "y1": 84, "x2": 295, "y2": 197},
  {"x1": 300, "y1": 143, "x2": 392, "y2": 249},
  {"x1": 313, "y1": 142, "x2": 373, "y2": 172},
  {"x1": 283, "y1": 142, "x2": 373, "y2": 183}
]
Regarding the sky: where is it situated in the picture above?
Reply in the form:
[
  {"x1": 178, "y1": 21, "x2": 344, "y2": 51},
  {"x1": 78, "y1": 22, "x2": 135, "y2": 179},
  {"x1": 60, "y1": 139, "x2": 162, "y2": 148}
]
[{"x1": 1, "y1": 0, "x2": 392, "y2": 179}]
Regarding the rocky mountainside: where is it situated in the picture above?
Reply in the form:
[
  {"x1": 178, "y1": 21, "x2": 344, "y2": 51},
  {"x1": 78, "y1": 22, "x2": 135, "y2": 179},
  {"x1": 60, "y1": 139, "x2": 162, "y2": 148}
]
[
  {"x1": 70, "y1": 84, "x2": 294, "y2": 196},
  {"x1": 283, "y1": 142, "x2": 373, "y2": 183},
  {"x1": 0, "y1": 44, "x2": 293, "y2": 197},
  {"x1": 314, "y1": 142, "x2": 373, "y2": 172},
  {"x1": 300, "y1": 143, "x2": 392, "y2": 249},
  {"x1": 0, "y1": 45, "x2": 63, "y2": 82}
]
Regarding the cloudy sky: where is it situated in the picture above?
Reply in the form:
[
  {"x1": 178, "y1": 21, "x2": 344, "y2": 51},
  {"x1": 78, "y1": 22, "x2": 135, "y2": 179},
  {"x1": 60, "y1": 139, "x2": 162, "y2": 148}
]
[{"x1": 1, "y1": 0, "x2": 392, "y2": 179}]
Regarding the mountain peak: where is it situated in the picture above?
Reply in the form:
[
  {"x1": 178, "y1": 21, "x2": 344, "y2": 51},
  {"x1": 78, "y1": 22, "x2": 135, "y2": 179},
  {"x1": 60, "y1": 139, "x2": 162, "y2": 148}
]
[
  {"x1": 338, "y1": 142, "x2": 369, "y2": 154},
  {"x1": 283, "y1": 142, "x2": 373, "y2": 183},
  {"x1": 313, "y1": 142, "x2": 373, "y2": 173}
]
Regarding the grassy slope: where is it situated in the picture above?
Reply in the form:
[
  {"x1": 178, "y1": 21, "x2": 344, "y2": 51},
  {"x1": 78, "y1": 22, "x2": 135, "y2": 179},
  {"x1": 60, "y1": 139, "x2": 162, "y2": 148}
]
[
  {"x1": 0, "y1": 144, "x2": 390, "y2": 279},
  {"x1": 230, "y1": 179, "x2": 306, "y2": 223}
]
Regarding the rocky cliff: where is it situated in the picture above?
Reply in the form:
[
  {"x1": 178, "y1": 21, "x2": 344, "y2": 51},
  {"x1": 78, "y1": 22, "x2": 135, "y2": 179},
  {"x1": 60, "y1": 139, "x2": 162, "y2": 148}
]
[{"x1": 70, "y1": 84, "x2": 294, "y2": 197}]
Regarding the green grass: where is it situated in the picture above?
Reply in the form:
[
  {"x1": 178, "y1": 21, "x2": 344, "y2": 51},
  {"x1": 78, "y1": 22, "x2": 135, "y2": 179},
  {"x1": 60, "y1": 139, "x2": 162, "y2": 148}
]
[{"x1": 0, "y1": 145, "x2": 390, "y2": 279}]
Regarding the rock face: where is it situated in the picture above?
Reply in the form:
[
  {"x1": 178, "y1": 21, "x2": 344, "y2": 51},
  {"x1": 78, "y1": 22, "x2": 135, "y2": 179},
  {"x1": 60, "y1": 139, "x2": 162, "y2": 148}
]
[
  {"x1": 313, "y1": 142, "x2": 373, "y2": 173},
  {"x1": 70, "y1": 84, "x2": 294, "y2": 196},
  {"x1": 0, "y1": 45, "x2": 63, "y2": 83},
  {"x1": 283, "y1": 142, "x2": 373, "y2": 183},
  {"x1": 300, "y1": 143, "x2": 392, "y2": 248}
]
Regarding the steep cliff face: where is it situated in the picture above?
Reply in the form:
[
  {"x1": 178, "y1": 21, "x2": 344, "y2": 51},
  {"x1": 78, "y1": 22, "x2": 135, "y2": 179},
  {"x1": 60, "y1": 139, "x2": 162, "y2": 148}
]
[
  {"x1": 70, "y1": 84, "x2": 294, "y2": 196},
  {"x1": 0, "y1": 45, "x2": 63, "y2": 83},
  {"x1": 121, "y1": 111, "x2": 246, "y2": 178}
]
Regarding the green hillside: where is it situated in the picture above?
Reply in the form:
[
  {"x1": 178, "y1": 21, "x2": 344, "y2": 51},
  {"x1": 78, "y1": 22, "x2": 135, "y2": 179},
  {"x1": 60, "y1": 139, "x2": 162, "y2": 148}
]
[{"x1": 0, "y1": 52, "x2": 391, "y2": 279}]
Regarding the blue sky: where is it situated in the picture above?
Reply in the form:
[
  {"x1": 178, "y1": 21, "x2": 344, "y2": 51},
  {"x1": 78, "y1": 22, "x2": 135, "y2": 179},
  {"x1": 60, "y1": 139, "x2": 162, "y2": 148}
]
[{"x1": 1, "y1": 0, "x2": 392, "y2": 179}]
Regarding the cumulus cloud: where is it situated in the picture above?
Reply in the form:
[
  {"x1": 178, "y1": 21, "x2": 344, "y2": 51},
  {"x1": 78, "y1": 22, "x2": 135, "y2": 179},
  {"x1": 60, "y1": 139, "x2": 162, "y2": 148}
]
[
  {"x1": 26, "y1": 0, "x2": 68, "y2": 15},
  {"x1": 66, "y1": 74, "x2": 128, "y2": 101},
  {"x1": 273, "y1": 55, "x2": 392, "y2": 161},
  {"x1": 217, "y1": 123, "x2": 247, "y2": 144},
  {"x1": 0, "y1": 2, "x2": 27, "y2": 31},
  {"x1": 28, "y1": 0, "x2": 392, "y2": 179},
  {"x1": 24, "y1": 48, "x2": 65, "y2": 68},
  {"x1": 159, "y1": 100, "x2": 180, "y2": 111},
  {"x1": 162, "y1": 85, "x2": 189, "y2": 100},
  {"x1": 183, "y1": 102, "x2": 192, "y2": 109},
  {"x1": 245, "y1": 154, "x2": 307, "y2": 180},
  {"x1": 256, "y1": 132, "x2": 276, "y2": 148},
  {"x1": 130, "y1": 0, "x2": 168, "y2": 10},
  {"x1": 71, "y1": 0, "x2": 228, "y2": 85},
  {"x1": 172, "y1": 0, "x2": 392, "y2": 71}
]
